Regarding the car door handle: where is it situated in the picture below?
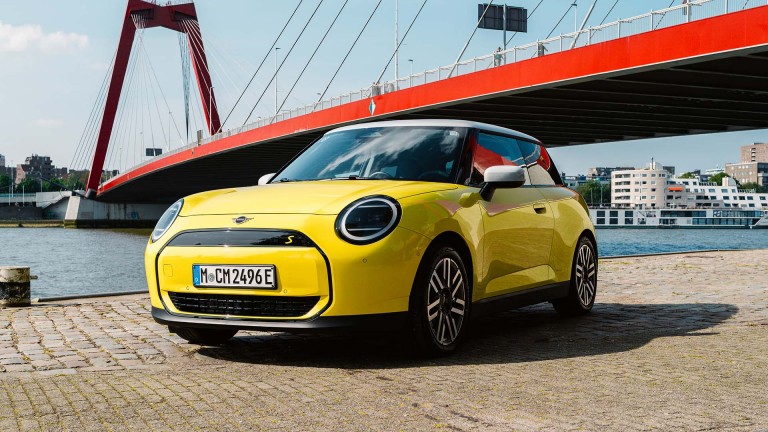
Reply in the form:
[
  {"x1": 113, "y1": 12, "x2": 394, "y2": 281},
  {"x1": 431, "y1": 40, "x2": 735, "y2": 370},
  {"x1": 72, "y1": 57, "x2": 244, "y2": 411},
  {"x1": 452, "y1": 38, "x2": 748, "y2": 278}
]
[{"x1": 533, "y1": 204, "x2": 547, "y2": 214}]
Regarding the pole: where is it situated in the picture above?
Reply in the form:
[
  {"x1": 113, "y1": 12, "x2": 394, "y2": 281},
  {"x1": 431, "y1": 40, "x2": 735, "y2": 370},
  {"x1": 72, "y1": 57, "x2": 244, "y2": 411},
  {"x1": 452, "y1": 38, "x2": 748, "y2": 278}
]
[
  {"x1": 503, "y1": 4, "x2": 507, "y2": 50},
  {"x1": 408, "y1": 59, "x2": 413, "y2": 87},
  {"x1": 274, "y1": 47, "x2": 281, "y2": 116},
  {"x1": 573, "y1": 1, "x2": 578, "y2": 33},
  {"x1": 570, "y1": 0, "x2": 597, "y2": 49},
  {"x1": 395, "y1": 0, "x2": 399, "y2": 88}
]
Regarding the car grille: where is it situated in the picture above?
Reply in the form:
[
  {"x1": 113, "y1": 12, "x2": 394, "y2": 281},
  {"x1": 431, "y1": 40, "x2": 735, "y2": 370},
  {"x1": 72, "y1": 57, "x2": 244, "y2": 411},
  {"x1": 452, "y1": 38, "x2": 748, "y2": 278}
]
[{"x1": 168, "y1": 292, "x2": 320, "y2": 317}]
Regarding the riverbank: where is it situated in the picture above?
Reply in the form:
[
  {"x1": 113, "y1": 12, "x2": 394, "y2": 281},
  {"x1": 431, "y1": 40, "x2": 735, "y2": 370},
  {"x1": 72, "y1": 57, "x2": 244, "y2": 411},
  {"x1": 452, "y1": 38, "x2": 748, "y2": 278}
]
[
  {"x1": 0, "y1": 220, "x2": 63, "y2": 228},
  {"x1": 0, "y1": 249, "x2": 766, "y2": 430}
]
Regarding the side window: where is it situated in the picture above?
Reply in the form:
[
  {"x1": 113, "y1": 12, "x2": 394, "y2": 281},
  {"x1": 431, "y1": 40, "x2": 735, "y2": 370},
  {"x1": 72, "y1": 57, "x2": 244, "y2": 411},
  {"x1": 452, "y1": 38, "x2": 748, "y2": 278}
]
[
  {"x1": 517, "y1": 140, "x2": 562, "y2": 186},
  {"x1": 469, "y1": 132, "x2": 529, "y2": 185}
]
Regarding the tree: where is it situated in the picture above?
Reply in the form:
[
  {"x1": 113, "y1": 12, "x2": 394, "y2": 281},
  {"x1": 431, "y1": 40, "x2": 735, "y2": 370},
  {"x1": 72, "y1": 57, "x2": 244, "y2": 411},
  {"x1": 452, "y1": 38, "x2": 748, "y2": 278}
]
[
  {"x1": 738, "y1": 182, "x2": 765, "y2": 193},
  {"x1": 678, "y1": 172, "x2": 696, "y2": 179},
  {"x1": 14, "y1": 177, "x2": 40, "y2": 194},
  {"x1": 709, "y1": 172, "x2": 732, "y2": 186},
  {"x1": 0, "y1": 174, "x2": 10, "y2": 192},
  {"x1": 576, "y1": 180, "x2": 611, "y2": 207}
]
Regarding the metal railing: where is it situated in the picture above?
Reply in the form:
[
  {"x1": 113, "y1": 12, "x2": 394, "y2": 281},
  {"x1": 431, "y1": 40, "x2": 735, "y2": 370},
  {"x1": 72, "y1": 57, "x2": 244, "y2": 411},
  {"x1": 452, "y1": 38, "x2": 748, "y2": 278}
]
[{"x1": 111, "y1": 0, "x2": 768, "y2": 183}]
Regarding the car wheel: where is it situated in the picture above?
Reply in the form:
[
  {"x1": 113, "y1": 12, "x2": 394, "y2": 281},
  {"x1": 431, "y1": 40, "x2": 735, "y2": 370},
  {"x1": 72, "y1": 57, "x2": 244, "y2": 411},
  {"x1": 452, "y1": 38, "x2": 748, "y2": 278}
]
[
  {"x1": 409, "y1": 245, "x2": 470, "y2": 356},
  {"x1": 552, "y1": 236, "x2": 597, "y2": 316},
  {"x1": 170, "y1": 326, "x2": 238, "y2": 345}
]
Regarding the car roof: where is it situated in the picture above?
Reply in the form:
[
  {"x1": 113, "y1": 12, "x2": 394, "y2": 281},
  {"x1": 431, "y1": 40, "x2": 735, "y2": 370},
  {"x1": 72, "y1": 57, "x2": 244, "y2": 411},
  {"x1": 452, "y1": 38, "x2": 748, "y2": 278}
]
[{"x1": 330, "y1": 119, "x2": 541, "y2": 144}]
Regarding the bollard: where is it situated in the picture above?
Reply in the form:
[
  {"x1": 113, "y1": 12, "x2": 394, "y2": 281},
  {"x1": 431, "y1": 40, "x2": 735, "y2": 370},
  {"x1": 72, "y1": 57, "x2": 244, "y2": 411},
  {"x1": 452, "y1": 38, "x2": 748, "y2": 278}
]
[{"x1": 0, "y1": 266, "x2": 33, "y2": 307}]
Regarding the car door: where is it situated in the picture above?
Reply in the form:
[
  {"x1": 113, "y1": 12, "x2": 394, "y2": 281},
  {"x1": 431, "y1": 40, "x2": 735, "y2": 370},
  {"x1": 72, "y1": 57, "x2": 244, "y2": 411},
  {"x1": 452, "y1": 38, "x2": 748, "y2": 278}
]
[{"x1": 471, "y1": 132, "x2": 555, "y2": 299}]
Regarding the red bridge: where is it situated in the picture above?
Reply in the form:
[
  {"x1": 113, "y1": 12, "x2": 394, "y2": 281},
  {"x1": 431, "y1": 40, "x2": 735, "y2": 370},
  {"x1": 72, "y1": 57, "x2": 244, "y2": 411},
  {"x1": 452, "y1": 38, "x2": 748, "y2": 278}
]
[{"x1": 83, "y1": 1, "x2": 768, "y2": 203}]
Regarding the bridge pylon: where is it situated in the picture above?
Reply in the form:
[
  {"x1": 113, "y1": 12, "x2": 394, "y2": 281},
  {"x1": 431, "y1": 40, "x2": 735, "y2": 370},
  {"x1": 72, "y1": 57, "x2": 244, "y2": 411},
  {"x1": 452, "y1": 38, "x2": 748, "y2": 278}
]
[{"x1": 86, "y1": 0, "x2": 220, "y2": 197}]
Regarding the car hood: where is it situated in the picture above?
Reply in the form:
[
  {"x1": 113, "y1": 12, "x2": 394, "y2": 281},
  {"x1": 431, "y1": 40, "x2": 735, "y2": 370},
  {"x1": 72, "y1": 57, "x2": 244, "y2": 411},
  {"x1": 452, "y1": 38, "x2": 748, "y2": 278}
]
[{"x1": 179, "y1": 180, "x2": 458, "y2": 216}]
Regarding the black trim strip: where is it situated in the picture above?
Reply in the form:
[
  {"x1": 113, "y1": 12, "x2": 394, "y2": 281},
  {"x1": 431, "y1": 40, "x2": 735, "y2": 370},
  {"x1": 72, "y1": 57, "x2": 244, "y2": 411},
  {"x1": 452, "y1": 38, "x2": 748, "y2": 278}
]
[
  {"x1": 472, "y1": 282, "x2": 570, "y2": 318},
  {"x1": 167, "y1": 229, "x2": 315, "y2": 247},
  {"x1": 152, "y1": 307, "x2": 407, "y2": 332}
]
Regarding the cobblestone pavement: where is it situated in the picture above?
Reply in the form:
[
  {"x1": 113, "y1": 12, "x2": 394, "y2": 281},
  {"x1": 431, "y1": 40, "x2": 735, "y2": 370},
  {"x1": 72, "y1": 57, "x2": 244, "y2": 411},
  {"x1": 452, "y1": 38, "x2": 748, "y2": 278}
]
[{"x1": 1, "y1": 250, "x2": 767, "y2": 431}]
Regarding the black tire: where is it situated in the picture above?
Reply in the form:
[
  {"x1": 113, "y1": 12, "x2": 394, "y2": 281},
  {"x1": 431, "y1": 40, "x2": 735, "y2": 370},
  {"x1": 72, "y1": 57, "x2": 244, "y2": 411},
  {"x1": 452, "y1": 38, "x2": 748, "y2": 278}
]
[
  {"x1": 408, "y1": 245, "x2": 471, "y2": 356},
  {"x1": 170, "y1": 326, "x2": 238, "y2": 345},
  {"x1": 552, "y1": 236, "x2": 598, "y2": 316}
]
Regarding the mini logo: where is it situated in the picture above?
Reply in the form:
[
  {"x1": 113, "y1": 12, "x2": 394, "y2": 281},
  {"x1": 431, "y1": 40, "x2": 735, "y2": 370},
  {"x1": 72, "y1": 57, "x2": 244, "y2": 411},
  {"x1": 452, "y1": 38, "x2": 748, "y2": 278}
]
[{"x1": 233, "y1": 216, "x2": 253, "y2": 224}]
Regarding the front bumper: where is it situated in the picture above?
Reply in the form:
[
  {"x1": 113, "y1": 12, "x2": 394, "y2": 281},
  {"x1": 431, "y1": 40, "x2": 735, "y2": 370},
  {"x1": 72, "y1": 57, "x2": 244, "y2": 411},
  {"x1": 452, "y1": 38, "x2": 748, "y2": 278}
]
[
  {"x1": 146, "y1": 214, "x2": 431, "y2": 325},
  {"x1": 152, "y1": 306, "x2": 408, "y2": 332}
]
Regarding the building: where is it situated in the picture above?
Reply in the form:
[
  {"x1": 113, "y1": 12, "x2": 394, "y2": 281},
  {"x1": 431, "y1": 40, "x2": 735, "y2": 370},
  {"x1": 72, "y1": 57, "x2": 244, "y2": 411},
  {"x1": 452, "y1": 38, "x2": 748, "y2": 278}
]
[
  {"x1": 15, "y1": 155, "x2": 55, "y2": 185},
  {"x1": 725, "y1": 162, "x2": 768, "y2": 187},
  {"x1": 611, "y1": 162, "x2": 672, "y2": 209},
  {"x1": 670, "y1": 176, "x2": 768, "y2": 209},
  {"x1": 586, "y1": 166, "x2": 634, "y2": 179},
  {"x1": 740, "y1": 142, "x2": 768, "y2": 163}
]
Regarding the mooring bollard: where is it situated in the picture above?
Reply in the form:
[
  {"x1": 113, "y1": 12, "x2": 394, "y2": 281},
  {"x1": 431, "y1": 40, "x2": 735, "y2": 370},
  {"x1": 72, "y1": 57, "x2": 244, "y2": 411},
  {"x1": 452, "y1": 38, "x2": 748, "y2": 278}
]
[{"x1": 0, "y1": 266, "x2": 34, "y2": 307}]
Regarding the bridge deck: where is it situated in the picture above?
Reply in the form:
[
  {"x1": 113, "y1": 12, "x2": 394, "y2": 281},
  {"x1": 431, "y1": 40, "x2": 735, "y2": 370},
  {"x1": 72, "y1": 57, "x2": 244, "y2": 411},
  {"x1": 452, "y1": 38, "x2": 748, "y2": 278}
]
[{"x1": 98, "y1": 5, "x2": 768, "y2": 203}]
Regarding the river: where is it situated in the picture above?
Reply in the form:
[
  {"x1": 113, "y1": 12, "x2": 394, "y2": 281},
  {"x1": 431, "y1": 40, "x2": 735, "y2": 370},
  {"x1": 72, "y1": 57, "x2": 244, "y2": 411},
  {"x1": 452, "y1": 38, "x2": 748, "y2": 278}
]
[{"x1": 2, "y1": 227, "x2": 767, "y2": 298}]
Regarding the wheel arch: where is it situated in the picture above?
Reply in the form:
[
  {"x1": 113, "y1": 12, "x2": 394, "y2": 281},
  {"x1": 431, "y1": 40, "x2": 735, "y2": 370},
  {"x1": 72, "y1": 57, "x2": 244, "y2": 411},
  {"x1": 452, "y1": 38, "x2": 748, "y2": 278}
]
[
  {"x1": 580, "y1": 229, "x2": 597, "y2": 257},
  {"x1": 410, "y1": 231, "x2": 475, "y2": 304}
]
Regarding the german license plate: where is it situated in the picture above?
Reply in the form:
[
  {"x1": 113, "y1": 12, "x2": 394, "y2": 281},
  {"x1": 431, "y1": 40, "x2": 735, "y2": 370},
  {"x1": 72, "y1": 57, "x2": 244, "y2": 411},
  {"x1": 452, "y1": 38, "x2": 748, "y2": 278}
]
[{"x1": 192, "y1": 265, "x2": 276, "y2": 288}]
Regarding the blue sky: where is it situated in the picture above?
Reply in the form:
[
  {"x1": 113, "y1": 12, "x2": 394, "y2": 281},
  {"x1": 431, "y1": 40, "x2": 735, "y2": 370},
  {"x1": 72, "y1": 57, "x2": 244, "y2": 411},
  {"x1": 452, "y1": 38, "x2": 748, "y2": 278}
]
[{"x1": 0, "y1": 0, "x2": 765, "y2": 176}]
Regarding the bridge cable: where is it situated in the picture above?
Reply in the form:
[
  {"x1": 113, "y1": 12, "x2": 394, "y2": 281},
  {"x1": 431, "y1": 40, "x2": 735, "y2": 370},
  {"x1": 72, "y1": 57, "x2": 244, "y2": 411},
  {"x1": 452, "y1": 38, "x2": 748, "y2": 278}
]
[
  {"x1": 271, "y1": 0, "x2": 351, "y2": 123},
  {"x1": 178, "y1": 31, "x2": 191, "y2": 143},
  {"x1": 179, "y1": 19, "x2": 245, "y2": 135},
  {"x1": 314, "y1": 0, "x2": 384, "y2": 107},
  {"x1": 505, "y1": 0, "x2": 546, "y2": 46},
  {"x1": 546, "y1": 2, "x2": 577, "y2": 39},
  {"x1": 242, "y1": 0, "x2": 327, "y2": 126},
  {"x1": 216, "y1": 1, "x2": 305, "y2": 133},
  {"x1": 652, "y1": 1, "x2": 678, "y2": 30},
  {"x1": 448, "y1": 0, "x2": 494, "y2": 78},
  {"x1": 69, "y1": 52, "x2": 114, "y2": 172},
  {"x1": 599, "y1": 0, "x2": 620, "y2": 25},
  {"x1": 376, "y1": 0, "x2": 430, "y2": 84}
]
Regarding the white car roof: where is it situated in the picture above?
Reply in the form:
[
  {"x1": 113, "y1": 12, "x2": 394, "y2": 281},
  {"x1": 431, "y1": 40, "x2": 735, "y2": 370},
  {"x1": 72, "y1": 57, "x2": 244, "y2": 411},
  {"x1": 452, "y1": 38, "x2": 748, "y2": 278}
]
[{"x1": 330, "y1": 119, "x2": 541, "y2": 144}]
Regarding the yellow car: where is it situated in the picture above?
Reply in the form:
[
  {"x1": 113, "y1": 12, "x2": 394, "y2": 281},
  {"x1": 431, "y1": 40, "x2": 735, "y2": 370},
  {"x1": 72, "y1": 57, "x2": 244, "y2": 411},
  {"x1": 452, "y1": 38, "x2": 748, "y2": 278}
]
[{"x1": 145, "y1": 120, "x2": 597, "y2": 355}]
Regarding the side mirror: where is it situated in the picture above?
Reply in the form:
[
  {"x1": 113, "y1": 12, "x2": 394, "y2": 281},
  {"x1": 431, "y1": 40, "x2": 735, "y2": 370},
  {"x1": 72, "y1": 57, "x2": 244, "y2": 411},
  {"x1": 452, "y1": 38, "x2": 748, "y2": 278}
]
[
  {"x1": 258, "y1": 173, "x2": 276, "y2": 186},
  {"x1": 479, "y1": 165, "x2": 526, "y2": 201}
]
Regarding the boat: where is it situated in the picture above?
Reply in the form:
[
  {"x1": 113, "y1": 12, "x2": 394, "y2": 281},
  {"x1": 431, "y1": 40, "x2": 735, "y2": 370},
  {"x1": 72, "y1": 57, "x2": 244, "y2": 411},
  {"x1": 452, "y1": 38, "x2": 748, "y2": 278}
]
[{"x1": 589, "y1": 208, "x2": 768, "y2": 228}]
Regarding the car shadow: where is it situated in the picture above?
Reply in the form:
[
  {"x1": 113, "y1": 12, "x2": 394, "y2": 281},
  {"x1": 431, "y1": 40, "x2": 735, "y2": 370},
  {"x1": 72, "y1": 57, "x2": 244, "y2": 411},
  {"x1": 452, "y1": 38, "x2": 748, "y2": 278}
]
[{"x1": 193, "y1": 302, "x2": 738, "y2": 368}]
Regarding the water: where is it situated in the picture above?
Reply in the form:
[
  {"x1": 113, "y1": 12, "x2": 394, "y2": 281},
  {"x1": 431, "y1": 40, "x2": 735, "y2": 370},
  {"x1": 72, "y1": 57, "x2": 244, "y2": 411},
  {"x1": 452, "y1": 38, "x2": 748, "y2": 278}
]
[
  {"x1": 1, "y1": 228, "x2": 767, "y2": 298},
  {"x1": 1, "y1": 228, "x2": 149, "y2": 298},
  {"x1": 596, "y1": 228, "x2": 768, "y2": 257}
]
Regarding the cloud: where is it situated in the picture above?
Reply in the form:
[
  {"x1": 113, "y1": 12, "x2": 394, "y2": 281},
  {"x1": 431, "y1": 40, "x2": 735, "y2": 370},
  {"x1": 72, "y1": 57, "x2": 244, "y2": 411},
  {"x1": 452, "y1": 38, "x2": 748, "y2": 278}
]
[
  {"x1": 0, "y1": 21, "x2": 88, "y2": 53},
  {"x1": 32, "y1": 119, "x2": 65, "y2": 128}
]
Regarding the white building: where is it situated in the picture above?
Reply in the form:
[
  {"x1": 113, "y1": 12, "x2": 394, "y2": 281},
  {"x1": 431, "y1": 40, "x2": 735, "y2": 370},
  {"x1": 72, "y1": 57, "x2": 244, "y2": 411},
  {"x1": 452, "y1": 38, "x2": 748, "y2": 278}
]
[
  {"x1": 611, "y1": 162, "x2": 768, "y2": 209},
  {"x1": 611, "y1": 162, "x2": 670, "y2": 209}
]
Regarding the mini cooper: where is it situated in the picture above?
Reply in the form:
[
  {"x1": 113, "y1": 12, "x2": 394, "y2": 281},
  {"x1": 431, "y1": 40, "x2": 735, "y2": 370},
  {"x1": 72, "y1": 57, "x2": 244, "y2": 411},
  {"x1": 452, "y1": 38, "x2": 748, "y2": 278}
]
[{"x1": 145, "y1": 119, "x2": 597, "y2": 355}]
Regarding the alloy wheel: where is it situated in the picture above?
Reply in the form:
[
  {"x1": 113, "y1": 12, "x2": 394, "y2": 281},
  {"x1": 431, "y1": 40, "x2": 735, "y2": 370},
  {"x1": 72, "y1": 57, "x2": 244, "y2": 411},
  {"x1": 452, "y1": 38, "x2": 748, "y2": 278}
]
[
  {"x1": 574, "y1": 243, "x2": 597, "y2": 307},
  {"x1": 426, "y1": 257, "x2": 467, "y2": 346}
]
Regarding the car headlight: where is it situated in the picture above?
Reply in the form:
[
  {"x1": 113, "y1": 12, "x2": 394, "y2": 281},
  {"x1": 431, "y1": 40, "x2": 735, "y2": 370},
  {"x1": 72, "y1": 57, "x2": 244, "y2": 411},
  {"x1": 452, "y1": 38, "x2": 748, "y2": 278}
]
[
  {"x1": 151, "y1": 199, "x2": 183, "y2": 243},
  {"x1": 336, "y1": 195, "x2": 401, "y2": 245}
]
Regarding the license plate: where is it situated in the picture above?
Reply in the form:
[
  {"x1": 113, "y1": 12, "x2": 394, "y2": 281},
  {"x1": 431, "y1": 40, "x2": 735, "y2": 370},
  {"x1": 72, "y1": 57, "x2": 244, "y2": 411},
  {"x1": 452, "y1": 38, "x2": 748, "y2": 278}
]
[{"x1": 192, "y1": 265, "x2": 276, "y2": 289}]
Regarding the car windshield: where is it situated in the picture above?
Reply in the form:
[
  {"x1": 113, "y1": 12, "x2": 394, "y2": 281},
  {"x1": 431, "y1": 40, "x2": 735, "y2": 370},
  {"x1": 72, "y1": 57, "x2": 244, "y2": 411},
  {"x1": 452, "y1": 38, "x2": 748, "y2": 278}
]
[{"x1": 273, "y1": 126, "x2": 468, "y2": 183}]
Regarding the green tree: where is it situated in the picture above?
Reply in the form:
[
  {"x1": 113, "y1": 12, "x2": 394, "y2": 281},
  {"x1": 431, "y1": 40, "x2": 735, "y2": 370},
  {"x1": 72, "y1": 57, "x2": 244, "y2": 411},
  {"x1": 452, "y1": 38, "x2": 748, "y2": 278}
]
[
  {"x1": 576, "y1": 180, "x2": 611, "y2": 206},
  {"x1": 14, "y1": 177, "x2": 40, "y2": 194},
  {"x1": 678, "y1": 172, "x2": 696, "y2": 179},
  {"x1": 0, "y1": 174, "x2": 10, "y2": 192},
  {"x1": 738, "y1": 182, "x2": 765, "y2": 193},
  {"x1": 709, "y1": 172, "x2": 732, "y2": 186}
]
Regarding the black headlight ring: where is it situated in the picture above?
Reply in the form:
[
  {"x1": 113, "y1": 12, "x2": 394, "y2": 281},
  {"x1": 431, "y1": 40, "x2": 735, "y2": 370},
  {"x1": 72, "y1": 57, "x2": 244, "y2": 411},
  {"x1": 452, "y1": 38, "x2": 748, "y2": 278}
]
[{"x1": 335, "y1": 195, "x2": 402, "y2": 245}]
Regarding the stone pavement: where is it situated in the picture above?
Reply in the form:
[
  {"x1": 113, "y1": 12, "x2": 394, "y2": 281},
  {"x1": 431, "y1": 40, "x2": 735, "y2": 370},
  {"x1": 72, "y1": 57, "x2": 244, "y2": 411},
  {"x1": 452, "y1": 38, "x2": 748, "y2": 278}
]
[{"x1": 0, "y1": 250, "x2": 767, "y2": 431}]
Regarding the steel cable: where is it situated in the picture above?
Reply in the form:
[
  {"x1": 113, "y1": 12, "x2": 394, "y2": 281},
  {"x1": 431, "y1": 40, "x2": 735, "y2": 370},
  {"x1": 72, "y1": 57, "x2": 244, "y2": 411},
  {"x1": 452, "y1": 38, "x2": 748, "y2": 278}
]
[
  {"x1": 218, "y1": 1, "x2": 305, "y2": 132},
  {"x1": 272, "y1": 0, "x2": 351, "y2": 123},
  {"x1": 243, "y1": 0, "x2": 326, "y2": 126}
]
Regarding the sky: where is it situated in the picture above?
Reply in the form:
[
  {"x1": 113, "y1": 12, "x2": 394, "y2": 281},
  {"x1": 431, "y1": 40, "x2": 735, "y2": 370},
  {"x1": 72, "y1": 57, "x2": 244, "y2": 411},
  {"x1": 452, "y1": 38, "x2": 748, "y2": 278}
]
[{"x1": 0, "y1": 0, "x2": 766, "y2": 176}]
